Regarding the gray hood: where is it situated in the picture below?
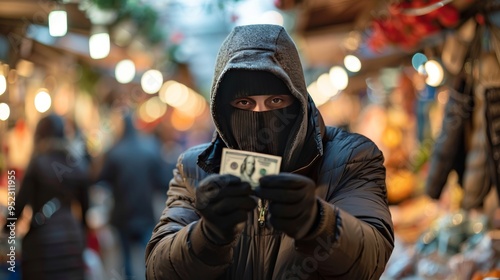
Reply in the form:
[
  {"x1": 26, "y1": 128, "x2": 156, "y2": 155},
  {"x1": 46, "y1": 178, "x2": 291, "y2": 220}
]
[{"x1": 199, "y1": 24, "x2": 325, "y2": 173}]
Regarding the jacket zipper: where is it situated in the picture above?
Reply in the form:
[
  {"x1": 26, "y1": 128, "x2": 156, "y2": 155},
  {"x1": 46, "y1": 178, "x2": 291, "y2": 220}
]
[{"x1": 258, "y1": 199, "x2": 267, "y2": 227}]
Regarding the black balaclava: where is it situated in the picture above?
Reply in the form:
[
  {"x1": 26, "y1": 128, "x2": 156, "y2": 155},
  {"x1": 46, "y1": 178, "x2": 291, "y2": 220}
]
[{"x1": 216, "y1": 70, "x2": 301, "y2": 157}]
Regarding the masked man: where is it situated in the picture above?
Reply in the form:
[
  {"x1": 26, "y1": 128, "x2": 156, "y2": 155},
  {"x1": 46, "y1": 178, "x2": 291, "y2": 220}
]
[{"x1": 146, "y1": 24, "x2": 394, "y2": 280}]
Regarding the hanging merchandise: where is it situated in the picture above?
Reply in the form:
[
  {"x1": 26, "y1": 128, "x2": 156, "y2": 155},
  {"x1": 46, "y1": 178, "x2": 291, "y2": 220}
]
[
  {"x1": 442, "y1": 18, "x2": 477, "y2": 75},
  {"x1": 426, "y1": 0, "x2": 500, "y2": 213},
  {"x1": 425, "y1": 74, "x2": 472, "y2": 201},
  {"x1": 414, "y1": 12, "x2": 500, "y2": 280},
  {"x1": 406, "y1": 2, "x2": 500, "y2": 278}
]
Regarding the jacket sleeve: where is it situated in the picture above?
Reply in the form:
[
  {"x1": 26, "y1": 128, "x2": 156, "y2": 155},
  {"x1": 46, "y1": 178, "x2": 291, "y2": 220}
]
[
  {"x1": 295, "y1": 137, "x2": 394, "y2": 280},
  {"x1": 145, "y1": 151, "x2": 233, "y2": 280}
]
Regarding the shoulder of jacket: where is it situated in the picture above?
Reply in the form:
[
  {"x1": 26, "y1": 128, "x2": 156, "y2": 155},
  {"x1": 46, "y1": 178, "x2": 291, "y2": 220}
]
[
  {"x1": 176, "y1": 143, "x2": 211, "y2": 178},
  {"x1": 323, "y1": 127, "x2": 383, "y2": 163},
  {"x1": 179, "y1": 143, "x2": 211, "y2": 160}
]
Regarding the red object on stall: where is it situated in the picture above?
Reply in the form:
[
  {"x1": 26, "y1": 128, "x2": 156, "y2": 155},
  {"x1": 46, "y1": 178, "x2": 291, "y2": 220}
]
[
  {"x1": 86, "y1": 229, "x2": 101, "y2": 254},
  {"x1": 366, "y1": 0, "x2": 460, "y2": 52}
]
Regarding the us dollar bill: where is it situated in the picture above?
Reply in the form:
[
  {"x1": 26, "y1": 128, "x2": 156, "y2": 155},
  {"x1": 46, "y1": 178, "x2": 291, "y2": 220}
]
[{"x1": 220, "y1": 148, "x2": 282, "y2": 189}]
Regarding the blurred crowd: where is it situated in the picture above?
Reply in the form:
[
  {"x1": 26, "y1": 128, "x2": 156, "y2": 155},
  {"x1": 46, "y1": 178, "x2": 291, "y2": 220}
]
[{"x1": 0, "y1": 109, "x2": 213, "y2": 280}]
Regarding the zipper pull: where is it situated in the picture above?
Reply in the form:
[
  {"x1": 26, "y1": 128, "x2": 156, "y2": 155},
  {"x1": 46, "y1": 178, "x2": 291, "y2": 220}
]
[{"x1": 258, "y1": 200, "x2": 266, "y2": 227}]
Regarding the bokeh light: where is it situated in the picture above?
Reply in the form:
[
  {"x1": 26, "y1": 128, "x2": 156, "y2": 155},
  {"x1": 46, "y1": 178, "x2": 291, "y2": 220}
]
[
  {"x1": 141, "y1": 69, "x2": 163, "y2": 94},
  {"x1": 176, "y1": 89, "x2": 207, "y2": 117},
  {"x1": 317, "y1": 73, "x2": 339, "y2": 98},
  {"x1": 412, "y1": 53, "x2": 428, "y2": 71},
  {"x1": 48, "y1": 10, "x2": 68, "y2": 37},
  {"x1": 115, "y1": 59, "x2": 136, "y2": 84},
  {"x1": 34, "y1": 89, "x2": 52, "y2": 113},
  {"x1": 344, "y1": 55, "x2": 362, "y2": 73},
  {"x1": 258, "y1": 11, "x2": 284, "y2": 26},
  {"x1": 0, "y1": 103, "x2": 10, "y2": 121},
  {"x1": 307, "y1": 81, "x2": 330, "y2": 106},
  {"x1": 171, "y1": 109, "x2": 194, "y2": 131},
  {"x1": 138, "y1": 96, "x2": 167, "y2": 123},
  {"x1": 159, "y1": 81, "x2": 188, "y2": 106},
  {"x1": 424, "y1": 60, "x2": 444, "y2": 87},
  {"x1": 0, "y1": 74, "x2": 6, "y2": 95},
  {"x1": 329, "y1": 66, "x2": 349, "y2": 90},
  {"x1": 89, "y1": 31, "x2": 110, "y2": 59}
]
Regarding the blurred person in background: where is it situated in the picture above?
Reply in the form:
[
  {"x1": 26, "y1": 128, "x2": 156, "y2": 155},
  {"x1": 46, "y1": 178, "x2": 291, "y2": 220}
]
[
  {"x1": 2, "y1": 113, "x2": 90, "y2": 280},
  {"x1": 146, "y1": 24, "x2": 393, "y2": 279},
  {"x1": 96, "y1": 110, "x2": 169, "y2": 279}
]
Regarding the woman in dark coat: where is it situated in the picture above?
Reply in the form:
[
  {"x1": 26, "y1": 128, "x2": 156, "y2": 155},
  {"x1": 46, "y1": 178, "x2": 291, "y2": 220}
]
[{"x1": 4, "y1": 113, "x2": 90, "y2": 280}]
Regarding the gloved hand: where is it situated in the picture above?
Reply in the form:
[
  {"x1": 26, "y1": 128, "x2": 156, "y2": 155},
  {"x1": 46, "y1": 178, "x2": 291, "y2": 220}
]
[
  {"x1": 195, "y1": 174, "x2": 257, "y2": 245},
  {"x1": 255, "y1": 173, "x2": 319, "y2": 240}
]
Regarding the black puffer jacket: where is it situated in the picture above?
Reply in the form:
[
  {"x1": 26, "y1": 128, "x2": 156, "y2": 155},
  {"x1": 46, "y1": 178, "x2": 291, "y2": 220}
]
[{"x1": 146, "y1": 24, "x2": 393, "y2": 280}]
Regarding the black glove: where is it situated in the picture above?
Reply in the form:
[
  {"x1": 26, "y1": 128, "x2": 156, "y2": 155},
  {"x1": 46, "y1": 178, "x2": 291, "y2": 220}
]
[
  {"x1": 195, "y1": 174, "x2": 257, "y2": 244},
  {"x1": 255, "y1": 173, "x2": 319, "y2": 239}
]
